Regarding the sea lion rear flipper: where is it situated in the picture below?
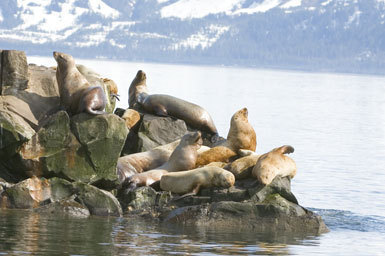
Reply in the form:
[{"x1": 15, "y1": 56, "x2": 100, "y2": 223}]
[{"x1": 275, "y1": 145, "x2": 294, "y2": 154}]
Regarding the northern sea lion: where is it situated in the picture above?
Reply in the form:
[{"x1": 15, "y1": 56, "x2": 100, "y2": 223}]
[
  {"x1": 123, "y1": 131, "x2": 203, "y2": 189},
  {"x1": 116, "y1": 139, "x2": 180, "y2": 182},
  {"x1": 53, "y1": 52, "x2": 107, "y2": 115},
  {"x1": 252, "y1": 145, "x2": 297, "y2": 185},
  {"x1": 121, "y1": 109, "x2": 141, "y2": 129},
  {"x1": 160, "y1": 166, "x2": 235, "y2": 195},
  {"x1": 224, "y1": 153, "x2": 261, "y2": 179},
  {"x1": 129, "y1": 70, "x2": 218, "y2": 137},
  {"x1": 196, "y1": 107, "x2": 257, "y2": 166}
]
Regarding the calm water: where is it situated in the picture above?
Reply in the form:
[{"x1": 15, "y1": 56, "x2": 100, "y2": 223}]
[{"x1": 1, "y1": 56, "x2": 384, "y2": 255}]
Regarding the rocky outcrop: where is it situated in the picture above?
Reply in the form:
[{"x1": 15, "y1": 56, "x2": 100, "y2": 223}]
[
  {"x1": 0, "y1": 50, "x2": 328, "y2": 236},
  {"x1": 117, "y1": 176, "x2": 328, "y2": 235},
  {"x1": 0, "y1": 176, "x2": 122, "y2": 217},
  {"x1": 0, "y1": 50, "x2": 125, "y2": 185}
]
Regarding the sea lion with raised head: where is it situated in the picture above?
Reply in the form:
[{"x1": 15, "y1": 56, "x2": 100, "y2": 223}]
[
  {"x1": 129, "y1": 70, "x2": 218, "y2": 138},
  {"x1": 122, "y1": 131, "x2": 203, "y2": 189},
  {"x1": 160, "y1": 166, "x2": 235, "y2": 195},
  {"x1": 252, "y1": 145, "x2": 297, "y2": 185},
  {"x1": 53, "y1": 52, "x2": 107, "y2": 115},
  {"x1": 196, "y1": 107, "x2": 256, "y2": 166}
]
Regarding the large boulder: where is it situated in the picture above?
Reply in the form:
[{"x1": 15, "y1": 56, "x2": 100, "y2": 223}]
[
  {"x1": 70, "y1": 113, "x2": 128, "y2": 186},
  {"x1": 18, "y1": 111, "x2": 128, "y2": 188},
  {"x1": 1, "y1": 50, "x2": 29, "y2": 95},
  {"x1": 74, "y1": 182, "x2": 122, "y2": 217}
]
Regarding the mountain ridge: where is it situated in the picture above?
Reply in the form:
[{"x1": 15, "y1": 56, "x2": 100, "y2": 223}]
[{"x1": 1, "y1": 0, "x2": 385, "y2": 74}]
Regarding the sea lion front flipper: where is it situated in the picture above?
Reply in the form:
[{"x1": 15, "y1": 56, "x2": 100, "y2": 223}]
[{"x1": 154, "y1": 105, "x2": 168, "y2": 117}]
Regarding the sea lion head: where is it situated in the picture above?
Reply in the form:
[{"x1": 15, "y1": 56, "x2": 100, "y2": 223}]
[
  {"x1": 231, "y1": 107, "x2": 248, "y2": 124},
  {"x1": 180, "y1": 131, "x2": 203, "y2": 148},
  {"x1": 215, "y1": 169, "x2": 235, "y2": 188},
  {"x1": 53, "y1": 51, "x2": 74, "y2": 66},
  {"x1": 134, "y1": 70, "x2": 147, "y2": 85}
]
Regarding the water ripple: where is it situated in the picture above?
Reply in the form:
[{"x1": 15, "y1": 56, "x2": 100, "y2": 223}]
[{"x1": 310, "y1": 208, "x2": 385, "y2": 233}]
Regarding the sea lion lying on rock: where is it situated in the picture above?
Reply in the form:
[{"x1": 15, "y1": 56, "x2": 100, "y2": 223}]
[
  {"x1": 129, "y1": 70, "x2": 218, "y2": 140},
  {"x1": 116, "y1": 139, "x2": 181, "y2": 182},
  {"x1": 224, "y1": 153, "x2": 261, "y2": 179},
  {"x1": 123, "y1": 131, "x2": 203, "y2": 189},
  {"x1": 196, "y1": 107, "x2": 256, "y2": 166},
  {"x1": 53, "y1": 52, "x2": 107, "y2": 115},
  {"x1": 160, "y1": 166, "x2": 235, "y2": 195},
  {"x1": 252, "y1": 145, "x2": 297, "y2": 185}
]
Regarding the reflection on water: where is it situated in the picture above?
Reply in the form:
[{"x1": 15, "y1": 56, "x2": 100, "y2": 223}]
[{"x1": 0, "y1": 209, "x2": 318, "y2": 255}]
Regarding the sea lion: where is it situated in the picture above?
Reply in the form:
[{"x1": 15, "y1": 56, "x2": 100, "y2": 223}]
[
  {"x1": 196, "y1": 107, "x2": 257, "y2": 166},
  {"x1": 252, "y1": 145, "x2": 297, "y2": 185},
  {"x1": 116, "y1": 139, "x2": 180, "y2": 182},
  {"x1": 224, "y1": 153, "x2": 261, "y2": 179},
  {"x1": 123, "y1": 131, "x2": 203, "y2": 189},
  {"x1": 121, "y1": 109, "x2": 141, "y2": 129},
  {"x1": 76, "y1": 64, "x2": 120, "y2": 111},
  {"x1": 53, "y1": 52, "x2": 107, "y2": 115},
  {"x1": 128, "y1": 70, "x2": 218, "y2": 137},
  {"x1": 225, "y1": 107, "x2": 256, "y2": 152},
  {"x1": 160, "y1": 166, "x2": 235, "y2": 195}
]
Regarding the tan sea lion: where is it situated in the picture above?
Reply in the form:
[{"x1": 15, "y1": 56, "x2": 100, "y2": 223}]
[
  {"x1": 224, "y1": 153, "x2": 261, "y2": 179},
  {"x1": 196, "y1": 107, "x2": 257, "y2": 166},
  {"x1": 116, "y1": 139, "x2": 180, "y2": 182},
  {"x1": 121, "y1": 109, "x2": 141, "y2": 129},
  {"x1": 128, "y1": 70, "x2": 218, "y2": 138},
  {"x1": 53, "y1": 52, "x2": 107, "y2": 115},
  {"x1": 252, "y1": 145, "x2": 297, "y2": 185},
  {"x1": 160, "y1": 166, "x2": 235, "y2": 195},
  {"x1": 124, "y1": 131, "x2": 203, "y2": 189}
]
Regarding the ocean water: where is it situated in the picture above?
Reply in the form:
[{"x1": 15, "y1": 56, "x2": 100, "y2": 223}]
[{"x1": 1, "y1": 56, "x2": 384, "y2": 255}]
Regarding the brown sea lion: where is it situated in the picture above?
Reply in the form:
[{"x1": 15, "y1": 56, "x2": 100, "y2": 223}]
[
  {"x1": 53, "y1": 52, "x2": 107, "y2": 115},
  {"x1": 160, "y1": 166, "x2": 235, "y2": 195},
  {"x1": 252, "y1": 145, "x2": 297, "y2": 185},
  {"x1": 128, "y1": 70, "x2": 218, "y2": 137},
  {"x1": 196, "y1": 107, "x2": 257, "y2": 166},
  {"x1": 123, "y1": 131, "x2": 203, "y2": 189},
  {"x1": 116, "y1": 139, "x2": 180, "y2": 182}
]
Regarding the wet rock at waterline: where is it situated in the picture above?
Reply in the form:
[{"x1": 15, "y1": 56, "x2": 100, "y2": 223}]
[{"x1": 0, "y1": 176, "x2": 122, "y2": 217}]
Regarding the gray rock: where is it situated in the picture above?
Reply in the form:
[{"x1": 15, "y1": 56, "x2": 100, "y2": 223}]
[
  {"x1": 137, "y1": 114, "x2": 187, "y2": 152},
  {"x1": 74, "y1": 182, "x2": 122, "y2": 217},
  {"x1": 117, "y1": 186, "x2": 171, "y2": 213},
  {"x1": 34, "y1": 195, "x2": 90, "y2": 218},
  {"x1": 1, "y1": 50, "x2": 29, "y2": 95}
]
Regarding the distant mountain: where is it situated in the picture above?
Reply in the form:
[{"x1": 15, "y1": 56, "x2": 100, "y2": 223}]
[{"x1": 1, "y1": 0, "x2": 385, "y2": 74}]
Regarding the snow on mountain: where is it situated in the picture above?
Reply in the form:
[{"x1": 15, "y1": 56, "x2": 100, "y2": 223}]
[
  {"x1": 0, "y1": 0, "x2": 384, "y2": 74},
  {"x1": 170, "y1": 25, "x2": 229, "y2": 50},
  {"x1": 160, "y1": 0, "x2": 242, "y2": 19}
]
